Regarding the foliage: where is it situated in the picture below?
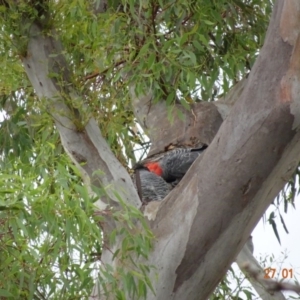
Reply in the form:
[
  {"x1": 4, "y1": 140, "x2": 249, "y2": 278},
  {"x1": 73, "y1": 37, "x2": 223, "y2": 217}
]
[
  {"x1": 99, "y1": 198, "x2": 156, "y2": 299},
  {"x1": 210, "y1": 267, "x2": 255, "y2": 300},
  {"x1": 0, "y1": 0, "x2": 274, "y2": 164},
  {"x1": 0, "y1": 105, "x2": 154, "y2": 298},
  {"x1": 262, "y1": 169, "x2": 300, "y2": 245},
  {"x1": 0, "y1": 109, "x2": 102, "y2": 298}
]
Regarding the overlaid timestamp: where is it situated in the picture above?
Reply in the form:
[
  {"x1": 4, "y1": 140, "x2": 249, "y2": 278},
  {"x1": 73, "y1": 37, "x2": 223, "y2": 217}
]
[{"x1": 264, "y1": 268, "x2": 293, "y2": 279}]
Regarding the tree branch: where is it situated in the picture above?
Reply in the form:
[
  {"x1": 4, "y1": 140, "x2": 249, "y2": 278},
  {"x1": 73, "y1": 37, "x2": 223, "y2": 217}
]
[{"x1": 21, "y1": 24, "x2": 140, "y2": 213}]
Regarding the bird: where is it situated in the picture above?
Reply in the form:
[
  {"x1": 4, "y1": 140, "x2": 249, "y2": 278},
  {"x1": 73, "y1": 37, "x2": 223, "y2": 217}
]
[
  {"x1": 134, "y1": 145, "x2": 208, "y2": 183},
  {"x1": 132, "y1": 168, "x2": 173, "y2": 203},
  {"x1": 131, "y1": 145, "x2": 208, "y2": 203}
]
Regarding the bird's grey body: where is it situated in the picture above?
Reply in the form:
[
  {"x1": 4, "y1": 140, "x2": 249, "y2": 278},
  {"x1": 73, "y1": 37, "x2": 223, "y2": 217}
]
[
  {"x1": 159, "y1": 148, "x2": 206, "y2": 182},
  {"x1": 133, "y1": 169, "x2": 173, "y2": 203}
]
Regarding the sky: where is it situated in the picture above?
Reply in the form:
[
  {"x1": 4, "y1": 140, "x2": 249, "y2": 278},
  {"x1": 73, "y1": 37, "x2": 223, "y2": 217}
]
[{"x1": 252, "y1": 203, "x2": 300, "y2": 298}]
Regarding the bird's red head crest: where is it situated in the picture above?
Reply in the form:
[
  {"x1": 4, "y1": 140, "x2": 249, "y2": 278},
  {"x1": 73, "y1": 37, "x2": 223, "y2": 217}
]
[{"x1": 145, "y1": 162, "x2": 163, "y2": 176}]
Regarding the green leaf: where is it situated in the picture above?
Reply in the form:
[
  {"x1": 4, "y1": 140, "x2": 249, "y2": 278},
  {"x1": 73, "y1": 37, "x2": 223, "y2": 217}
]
[
  {"x1": 0, "y1": 289, "x2": 14, "y2": 297},
  {"x1": 203, "y1": 20, "x2": 214, "y2": 25},
  {"x1": 166, "y1": 91, "x2": 175, "y2": 105},
  {"x1": 279, "y1": 212, "x2": 289, "y2": 234},
  {"x1": 268, "y1": 213, "x2": 281, "y2": 245}
]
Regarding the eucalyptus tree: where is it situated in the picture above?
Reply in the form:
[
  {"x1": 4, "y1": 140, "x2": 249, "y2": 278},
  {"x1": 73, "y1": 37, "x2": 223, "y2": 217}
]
[{"x1": 0, "y1": 0, "x2": 299, "y2": 299}]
